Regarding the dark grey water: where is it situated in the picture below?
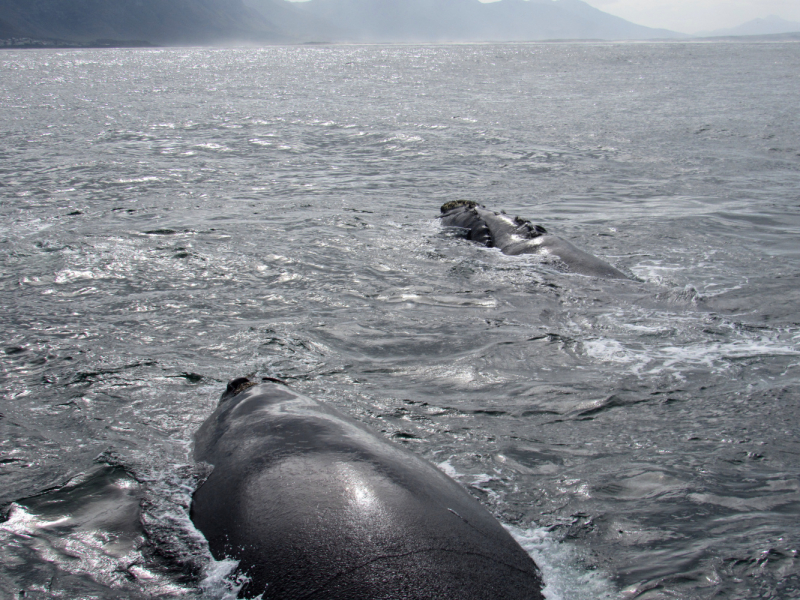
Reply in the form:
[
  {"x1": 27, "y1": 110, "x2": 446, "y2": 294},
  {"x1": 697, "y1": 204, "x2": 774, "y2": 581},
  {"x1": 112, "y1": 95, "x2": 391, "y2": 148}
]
[{"x1": 1, "y1": 42, "x2": 799, "y2": 599}]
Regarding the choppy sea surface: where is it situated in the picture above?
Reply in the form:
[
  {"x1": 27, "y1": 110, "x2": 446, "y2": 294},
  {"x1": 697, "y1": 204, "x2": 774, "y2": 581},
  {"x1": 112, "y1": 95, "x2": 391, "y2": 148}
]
[{"x1": 1, "y1": 42, "x2": 799, "y2": 600}]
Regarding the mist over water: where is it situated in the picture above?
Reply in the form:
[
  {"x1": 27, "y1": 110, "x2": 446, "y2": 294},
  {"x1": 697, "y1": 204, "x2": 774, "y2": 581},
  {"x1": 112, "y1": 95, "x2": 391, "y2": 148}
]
[{"x1": 1, "y1": 43, "x2": 799, "y2": 599}]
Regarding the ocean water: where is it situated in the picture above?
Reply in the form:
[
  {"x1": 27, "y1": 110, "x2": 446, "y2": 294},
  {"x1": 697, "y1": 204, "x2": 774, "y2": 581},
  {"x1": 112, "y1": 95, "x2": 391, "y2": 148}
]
[{"x1": 0, "y1": 42, "x2": 799, "y2": 599}]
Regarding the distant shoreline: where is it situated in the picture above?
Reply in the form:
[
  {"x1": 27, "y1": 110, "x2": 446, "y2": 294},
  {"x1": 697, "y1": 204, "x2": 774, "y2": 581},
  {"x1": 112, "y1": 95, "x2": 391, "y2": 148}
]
[
  {"x1": 0, "y1": 38, "x2": 157, "y2": 49},
  {"x1": 2, "y1": 31, "x2": 798, "y2": 50}
]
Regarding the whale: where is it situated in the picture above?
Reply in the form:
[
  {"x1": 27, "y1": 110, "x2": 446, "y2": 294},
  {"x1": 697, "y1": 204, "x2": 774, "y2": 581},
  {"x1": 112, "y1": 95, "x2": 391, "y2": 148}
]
[
  {"x1": 439, "y1": 200, "x2": 628, "y2": 279},
  {"x1": 191, "y1": 377, "x2": 545, "y2": 600}
]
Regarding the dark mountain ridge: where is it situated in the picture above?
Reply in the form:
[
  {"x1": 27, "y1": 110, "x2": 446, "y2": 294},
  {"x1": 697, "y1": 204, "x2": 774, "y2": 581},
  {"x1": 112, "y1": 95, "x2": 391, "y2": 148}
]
[
  {"x1": 0, "y1": 0, "x2": 681, "y2": 47},
  {"x1": 0, "y1": 0, "x2": 290, "y2": 46}
]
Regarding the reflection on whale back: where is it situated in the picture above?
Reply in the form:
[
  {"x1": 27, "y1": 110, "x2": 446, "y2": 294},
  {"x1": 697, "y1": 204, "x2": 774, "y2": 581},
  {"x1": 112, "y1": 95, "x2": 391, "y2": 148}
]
[{"x1": 191, "y1": 382, "x2": 544, "y2": 600}]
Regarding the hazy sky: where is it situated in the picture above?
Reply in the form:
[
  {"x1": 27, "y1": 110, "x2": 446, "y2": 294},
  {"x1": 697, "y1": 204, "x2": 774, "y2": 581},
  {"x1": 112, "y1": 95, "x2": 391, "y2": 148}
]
[{"x1": 576, "y1": 0, "x2": 800, "y2": 33}]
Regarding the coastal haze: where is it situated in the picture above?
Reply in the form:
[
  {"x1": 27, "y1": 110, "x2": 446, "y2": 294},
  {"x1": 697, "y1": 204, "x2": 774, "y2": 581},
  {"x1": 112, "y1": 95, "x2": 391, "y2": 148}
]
[{"x1": 578, "y1": 0, "x2": 800, "y2": 35}]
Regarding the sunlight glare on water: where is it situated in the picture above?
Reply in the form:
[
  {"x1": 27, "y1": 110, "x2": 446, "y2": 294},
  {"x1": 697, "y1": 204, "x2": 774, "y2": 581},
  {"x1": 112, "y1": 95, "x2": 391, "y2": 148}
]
[{"x1": 1, "y1": 42, "x2": 799, "y2": 599}]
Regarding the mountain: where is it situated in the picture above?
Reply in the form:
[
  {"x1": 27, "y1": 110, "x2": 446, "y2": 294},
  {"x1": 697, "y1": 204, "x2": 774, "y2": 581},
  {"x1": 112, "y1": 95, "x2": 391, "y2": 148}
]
[
  {"x1": 0, "y1": 0, "x2": 680, "y2": 46},
  {"x1": 0, "y1": 0, "x2": 292, "y2": 45},
  {"x1": 280, "y1": 0, "x2": 680, "y2": 42},
  {"x1": 700, "y1": 15, "x2": 800, "y2": 37}
]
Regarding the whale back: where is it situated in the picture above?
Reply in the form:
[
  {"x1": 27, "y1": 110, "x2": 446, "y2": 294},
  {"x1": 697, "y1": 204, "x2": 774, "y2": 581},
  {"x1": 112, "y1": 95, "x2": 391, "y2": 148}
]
[
  {"x1": 191, "y1": 382, "x2": 544, "y2": 600},
  {"x1": 438, "y1": 201, "x2": 496, "y2": 246},
  {"x1": 440, "y1": 201, "x2": 628, "y2": 279}
]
